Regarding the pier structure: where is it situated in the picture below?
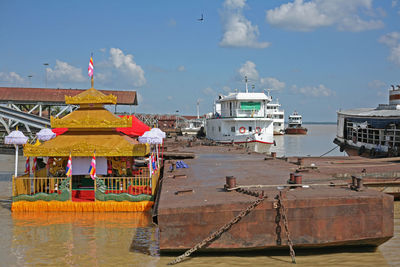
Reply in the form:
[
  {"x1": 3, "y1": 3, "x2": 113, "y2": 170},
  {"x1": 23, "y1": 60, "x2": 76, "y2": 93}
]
[{"x1": 155, "y1": 144, "x2": 395, "y2": 253}]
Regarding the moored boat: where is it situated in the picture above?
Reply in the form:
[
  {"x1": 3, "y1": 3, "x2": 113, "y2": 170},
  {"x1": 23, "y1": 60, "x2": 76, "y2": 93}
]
[
  {"x1": 265, "y1": 91, "x2": 285, "y2": 135},
  {"x1": 334, "y1": 84, "x2": 400, "y2": 157},
  {"x1": 10, "y1": 79, "x2": 162, "y2": 212},
  {"x1": 285, "y1": 111, "x2": 307, "y2": 134},
  {"x1": 206, "y1": 78, "x2": 274, "y2": 152}
]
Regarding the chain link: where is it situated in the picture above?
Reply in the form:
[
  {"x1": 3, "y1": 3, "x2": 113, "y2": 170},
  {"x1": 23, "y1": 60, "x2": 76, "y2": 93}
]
[
  {"x1": 278, "y1": 190, "x2": 296, "y2": 264},
  {"x1": 168, "y1": 192, "x2": 265, "y2": 265}
]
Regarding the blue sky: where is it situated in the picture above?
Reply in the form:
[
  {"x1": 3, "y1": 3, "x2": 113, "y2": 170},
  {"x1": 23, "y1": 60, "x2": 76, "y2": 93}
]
[{"x1": 0, "y1": 0, "x2": 399, "y2": 121}]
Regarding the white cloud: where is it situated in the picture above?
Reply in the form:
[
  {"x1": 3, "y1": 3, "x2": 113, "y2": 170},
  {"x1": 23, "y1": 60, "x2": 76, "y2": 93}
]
[
  {"x1": 167, "y1": 96, "x2": 173, "y2": 100},
  {"x1": 46, "y1": 60, "x2": 86, "y2": 82},
  {"x1": 238, "y1": 61, "x2": 259, "y2": 82},
  {"x1": 203, "y1": 87, "x2": 216, "y2": 96},
  {"x1": 368, "y1": 79, "x2": 386, "y2": 89},
  {"x1": 0, "y1": 71, "x2": 26, "y2": 85},
  {"x1": 292, "y1": 84, "x2": 334, "y2": 97},
  {"x1": 99, "y1": 48, "x2": 106, "y2": 53},
  {"x1": 220, "y1": 0, "x2": 270, "y2": 48},
  {"x1": 392, "y1": 0, "x2": 398, "y2": 7},
  {"x1": 266, "y1": 0, "x2": 384, "y2": 32},
  {"x1": 109, "y1": 48, "x2": 146, "y2": 87},
  {"x1": 136, "y1": 92, "x2": 144, "y2": 104},
  {"x1": 379, "y1": 32, "x2": 400, "y2": 66},
  {"x1": 177, "y1": 65, "x2": 185, "y2": 72},
  {"x1": 260, "y1": 77, "x2": 285, "y2": 91}
]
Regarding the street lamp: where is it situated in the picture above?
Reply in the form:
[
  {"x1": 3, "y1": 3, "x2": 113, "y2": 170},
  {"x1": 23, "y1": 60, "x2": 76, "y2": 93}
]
[
  {"x1": 175, "y1": 110, "x2": 179, "y2": 129},
  {"x1": 43, "y1": 63, "x2": 49, "y2": 88},
  {"x1": 27, "y1": 75, "x2": 33, "y2": 87}
]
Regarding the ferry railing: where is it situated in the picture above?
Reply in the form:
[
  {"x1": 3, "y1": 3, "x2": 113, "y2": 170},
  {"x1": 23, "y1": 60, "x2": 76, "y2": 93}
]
[{"x1": 12, "y1": 176, "x2": 71, "y2": 197}]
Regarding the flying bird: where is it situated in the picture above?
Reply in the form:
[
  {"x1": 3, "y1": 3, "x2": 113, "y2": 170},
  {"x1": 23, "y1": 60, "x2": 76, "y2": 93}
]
[{"x1": 197, "y1": 14, "x2": 204, "y2": 21}]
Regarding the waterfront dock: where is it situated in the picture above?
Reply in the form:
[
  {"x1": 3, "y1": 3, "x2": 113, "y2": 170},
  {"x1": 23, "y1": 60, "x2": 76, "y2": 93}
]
[{"x1": 155, "y1": 143, "x2": 395, "y2": 252}]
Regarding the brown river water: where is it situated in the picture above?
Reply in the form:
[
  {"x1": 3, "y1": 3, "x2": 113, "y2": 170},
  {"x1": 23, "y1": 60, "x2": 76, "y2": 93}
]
[{"x1": 0, "y1": 178, "x2": 399, "y2": 267}]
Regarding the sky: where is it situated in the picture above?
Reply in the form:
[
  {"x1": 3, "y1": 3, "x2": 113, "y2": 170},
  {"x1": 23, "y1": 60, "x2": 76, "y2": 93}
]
[{"x1": 0, "y1": 0, "x2": 399, "y2": 122}]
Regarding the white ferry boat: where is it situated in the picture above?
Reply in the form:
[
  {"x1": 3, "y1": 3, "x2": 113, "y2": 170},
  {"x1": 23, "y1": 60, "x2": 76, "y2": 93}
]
[
  {"x1": 334, "y1": 85, "x2": 400, "y2": 157},
  {"x1": 285, "y1": 111, "x2": 308, "y2": 135},
  {"x1": 206, "y1": 79, "x2": 274, "y2": 152},
  {"x1": 265, "y1": 92, "x2": 285, "y2": 135}
]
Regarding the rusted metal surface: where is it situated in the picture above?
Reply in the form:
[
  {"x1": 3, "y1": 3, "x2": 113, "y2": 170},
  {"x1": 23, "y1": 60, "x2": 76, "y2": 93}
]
[{"x1": 156, "y1": 144, "x2": 395, "y2": 252}]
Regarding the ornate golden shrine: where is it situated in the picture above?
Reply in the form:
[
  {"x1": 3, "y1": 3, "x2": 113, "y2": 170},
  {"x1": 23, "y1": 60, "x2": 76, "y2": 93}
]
[{"x1": 24, "y1": 86, "x2": 147, "y2": 157}]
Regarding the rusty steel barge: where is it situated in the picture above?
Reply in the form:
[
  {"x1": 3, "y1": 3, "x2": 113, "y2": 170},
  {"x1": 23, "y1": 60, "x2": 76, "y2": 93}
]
[{"x1": 153, "y1": 144, "x2": 395, "y2": 252}]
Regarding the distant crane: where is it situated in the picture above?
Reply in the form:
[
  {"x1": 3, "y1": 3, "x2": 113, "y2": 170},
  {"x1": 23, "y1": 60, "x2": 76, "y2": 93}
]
[{"x1": 197, "y1": 14, "x2": 204, "y2": 22}]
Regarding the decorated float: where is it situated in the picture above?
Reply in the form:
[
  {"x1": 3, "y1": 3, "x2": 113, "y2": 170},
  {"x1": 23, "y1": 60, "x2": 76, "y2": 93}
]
[{"x1": 11, "y1": 84, "x2": 163, "y2": 212}]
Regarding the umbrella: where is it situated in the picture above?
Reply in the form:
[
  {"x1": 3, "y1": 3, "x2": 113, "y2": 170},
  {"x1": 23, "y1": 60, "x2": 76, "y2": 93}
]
[
  {"x1": 138, "y1": 130, "x2": 163, "y2": 144},
  {"x1": 4, "y1": 128, "x2": 28, "y2": 177},
  {"x1": 36, "y1": 128, "x2": 56, "y2": 141},
  {"x1": 150, "y1": 128, "x2": 166, "y2": 139}
]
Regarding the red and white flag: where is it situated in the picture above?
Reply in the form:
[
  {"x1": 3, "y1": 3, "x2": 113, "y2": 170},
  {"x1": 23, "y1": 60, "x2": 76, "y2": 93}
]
[
  {"x1": 88, "y1": 56, "x2": 94, "y2": 77},
  {"x1": 66, "y1": 153, "x2": 72, "y2": 178},
  {"x1": 32, "y1": 157, "x2": 37, "y2": 173},
  {"x1": 25, "y1": 157, "x2": 30, "y2": 174},
  {"x1": 88, "y1": 152, "x2": 96, "y2": 180}
]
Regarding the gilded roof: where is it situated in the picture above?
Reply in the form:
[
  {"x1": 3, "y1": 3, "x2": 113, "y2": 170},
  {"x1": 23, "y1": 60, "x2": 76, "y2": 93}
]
[
  {"x1": 51, "y1": 107, "x2": 132, "y2": 128},
  {"x1": 65, "y1": 87, "x2": 117, "y2": 105},
  {"x1": 23, "y1": 131, "x2": 149, "y2": 157}
]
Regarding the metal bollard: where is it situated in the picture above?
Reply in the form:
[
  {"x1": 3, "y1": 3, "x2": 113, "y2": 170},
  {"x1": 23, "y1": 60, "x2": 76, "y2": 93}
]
[
  {"x1": 294, "y1": 174, "x2": 302, "y2": 185},
  {"x1": 226, "y1": 176, "x2": 237, "y2": 190},
  {"x1": 288, "y1": 173, "x2": 295, "y2": 184}
]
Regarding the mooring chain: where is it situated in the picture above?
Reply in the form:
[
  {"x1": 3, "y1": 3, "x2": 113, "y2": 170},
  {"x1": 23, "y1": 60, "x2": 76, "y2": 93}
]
[
  {"x1": 278, "y1": 191, "x2": 296, "y2": 264},
  {"x1": 168, "y1": 194, "x2": 266, "y2": 265}
]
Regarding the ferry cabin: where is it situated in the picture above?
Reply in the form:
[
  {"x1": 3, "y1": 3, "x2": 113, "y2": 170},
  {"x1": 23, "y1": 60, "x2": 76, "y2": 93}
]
[
  {"x1": 266, "y1": 102, "x2": 285, "y2": 134},
  {"x1": 206, "y1": 92, "x2": 274, "y2": 144},
  {"x1": 335, "y1": 85, "x2": 400, "y2": 157},
  {"x1": 288, "y1": 112, "x2": 302, "y2": 127}
]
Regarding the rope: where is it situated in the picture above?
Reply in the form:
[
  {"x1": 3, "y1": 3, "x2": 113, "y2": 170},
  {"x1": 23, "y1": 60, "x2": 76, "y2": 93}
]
[
  {"x1": 168, "y1": 195, "x2": 265, "y2": 265},
  {"x1": 319, "y1": 145, "x2": 339, "y2": 157}
]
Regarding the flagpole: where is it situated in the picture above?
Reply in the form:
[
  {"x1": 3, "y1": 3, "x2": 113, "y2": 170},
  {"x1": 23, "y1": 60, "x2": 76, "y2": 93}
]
[{"x1": 91, "y1": 52, "x2": 94, "y2": 88}]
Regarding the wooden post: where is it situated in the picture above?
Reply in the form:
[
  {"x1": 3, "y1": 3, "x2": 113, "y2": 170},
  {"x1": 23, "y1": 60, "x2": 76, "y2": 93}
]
[
  {"x1": 94, "y1": 177, "x2": 97, "y2": 202},
  {"x1": 12, "y1": 175, "x2": 15, "y2": 197}
]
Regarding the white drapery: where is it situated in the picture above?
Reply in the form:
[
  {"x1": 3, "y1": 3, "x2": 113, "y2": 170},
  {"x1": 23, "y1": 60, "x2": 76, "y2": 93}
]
[{"x1": 71, "y1": 157, "x2": 107, "y2": 175}]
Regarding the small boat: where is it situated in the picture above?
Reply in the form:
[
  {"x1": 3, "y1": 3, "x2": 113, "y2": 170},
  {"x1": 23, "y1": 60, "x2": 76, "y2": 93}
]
[{"x1": 285, "y1": 111, "x2": 307, "y2": 134}]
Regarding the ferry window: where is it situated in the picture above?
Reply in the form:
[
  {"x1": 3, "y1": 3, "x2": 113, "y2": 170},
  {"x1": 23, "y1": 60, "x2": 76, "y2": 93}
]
[
  {"x1": 231, "y1": 127, "x2": 235, "y2": 132},
  {"x1": 249, "y1": 126, "x2": 252, "y2": 132},
  {"x1": 218, "y1": 126, "x2": 221, "y2": 132}
]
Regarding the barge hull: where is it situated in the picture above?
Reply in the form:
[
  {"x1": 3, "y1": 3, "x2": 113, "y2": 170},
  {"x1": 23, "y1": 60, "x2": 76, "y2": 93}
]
[{"x1": 158, "y1": 189, "x2": 393, "y2": 251}]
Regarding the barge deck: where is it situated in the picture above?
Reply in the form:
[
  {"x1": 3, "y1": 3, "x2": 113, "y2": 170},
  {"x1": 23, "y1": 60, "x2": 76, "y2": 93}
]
[{"x1": 155, "y1": 144, "x2": 395, "y2": 252}]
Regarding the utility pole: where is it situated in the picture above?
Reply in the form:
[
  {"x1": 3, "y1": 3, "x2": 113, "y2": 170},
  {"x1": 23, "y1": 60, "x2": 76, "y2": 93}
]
[{"x1": 43, "y1": 63, "x2": 49, "y2": 88}]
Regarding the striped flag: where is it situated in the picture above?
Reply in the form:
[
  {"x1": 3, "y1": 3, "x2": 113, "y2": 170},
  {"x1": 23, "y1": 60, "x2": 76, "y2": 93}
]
[
  {"x1": 32, "y1": 157, "x2": 37, "y2": 173},
  {"x1": 88, "y1": 56, "x2": 94, "y2": 77},
  {"x1": 66, "y1": 153, "x2": 72, "y2": 178},
  {"x1": 88, "y1": 152, "x2": 96, "y2": 180},
  {"x1": 25, "y1": 157, "x2": 30, "y2": 174}
]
